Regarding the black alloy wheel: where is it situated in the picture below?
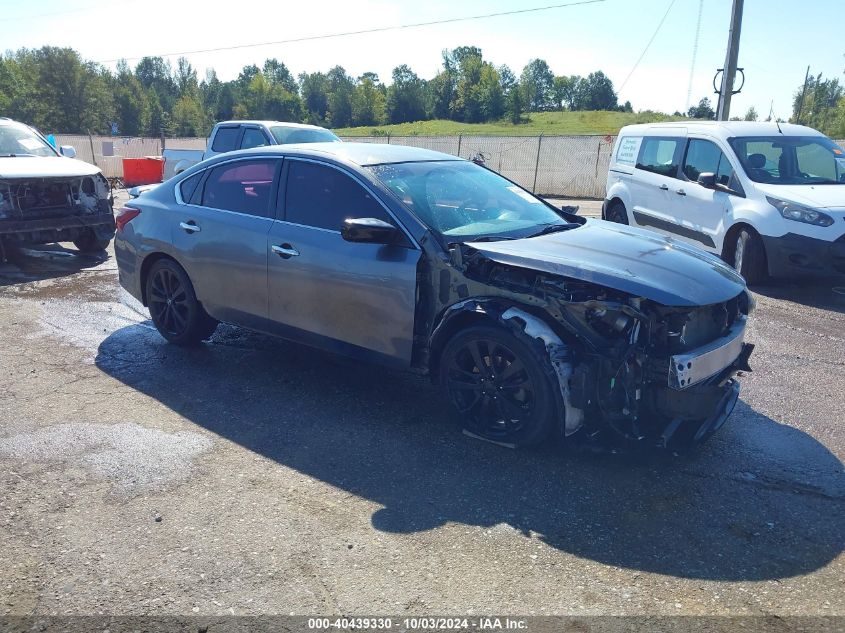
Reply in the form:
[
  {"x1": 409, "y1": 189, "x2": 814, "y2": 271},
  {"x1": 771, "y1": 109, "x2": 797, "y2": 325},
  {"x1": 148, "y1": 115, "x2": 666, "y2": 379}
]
[
  {"x1": 441, "y1": 326, "x2": 556, "y2": 447},
  {"x1": 146, "y1": 259, "x2": 217, "y2": 345}
]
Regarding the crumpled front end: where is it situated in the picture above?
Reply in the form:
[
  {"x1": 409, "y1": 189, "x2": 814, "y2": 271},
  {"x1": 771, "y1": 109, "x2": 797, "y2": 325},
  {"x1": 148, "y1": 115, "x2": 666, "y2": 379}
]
[
  {"x1": 0, "y1": 173, "x2": 115, "y2": 245},
  {"x1": 564, "y1": 300, "x2": 753, "y2": 449},
  {"x1": 425, "y1": 243, "x2": 755, "y2": 451}
]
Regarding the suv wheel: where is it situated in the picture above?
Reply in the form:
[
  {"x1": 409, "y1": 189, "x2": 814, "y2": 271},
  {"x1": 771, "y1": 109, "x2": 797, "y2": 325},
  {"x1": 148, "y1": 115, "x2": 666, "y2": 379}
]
[
  {"x1": 440, "y1": 325, "x2": 556, "y2": 447},
  {"x1": 73, "y1": 230, "x2": 110, "y2": 253},
  {"x1": 146, "y1": 259, "x2": 218, "y2": 346}
]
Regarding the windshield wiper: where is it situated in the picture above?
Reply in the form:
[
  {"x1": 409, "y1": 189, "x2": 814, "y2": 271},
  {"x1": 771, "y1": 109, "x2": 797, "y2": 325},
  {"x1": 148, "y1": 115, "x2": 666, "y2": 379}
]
[
  {"x1": 0, "y1": 153, "x2": 37, "y2": 157},
  {"x1": 523, "y1": 222, "x2": 580, "y2": 238}
]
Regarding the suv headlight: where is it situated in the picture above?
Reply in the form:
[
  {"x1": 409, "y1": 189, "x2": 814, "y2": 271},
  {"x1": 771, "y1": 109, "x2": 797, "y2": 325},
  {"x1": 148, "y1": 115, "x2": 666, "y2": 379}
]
[{"x1": 767, "y1": 196, "x2": 834, "y2": 227}]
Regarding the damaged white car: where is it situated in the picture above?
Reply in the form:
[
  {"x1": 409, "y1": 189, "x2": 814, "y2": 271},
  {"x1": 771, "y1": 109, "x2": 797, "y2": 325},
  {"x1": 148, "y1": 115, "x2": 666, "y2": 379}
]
[{"x1": 0, "y1": 118, "x2": 115, "y2": 256}]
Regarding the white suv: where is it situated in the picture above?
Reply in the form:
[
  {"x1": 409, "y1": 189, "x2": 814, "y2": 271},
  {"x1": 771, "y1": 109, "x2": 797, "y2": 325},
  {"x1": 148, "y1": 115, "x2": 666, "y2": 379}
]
[{"x1": 603, "y1": 121, "x2": 845, "y2": 283}]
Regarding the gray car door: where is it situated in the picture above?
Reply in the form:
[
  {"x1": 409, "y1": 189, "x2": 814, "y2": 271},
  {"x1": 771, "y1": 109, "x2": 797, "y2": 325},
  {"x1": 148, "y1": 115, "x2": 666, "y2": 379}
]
[
  {"x1": 267, "y1": 158, "x2": 420, "y2": 365},
  {"x1": 171, "y1": 157, "x2": 281, "y2": 326}
]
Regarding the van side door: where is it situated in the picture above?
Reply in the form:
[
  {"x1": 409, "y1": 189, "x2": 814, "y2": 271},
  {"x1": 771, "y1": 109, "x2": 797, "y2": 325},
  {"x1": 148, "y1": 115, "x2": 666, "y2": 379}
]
[{"x1": 629, "y1": 136, "x2": 686, "y2": 239}]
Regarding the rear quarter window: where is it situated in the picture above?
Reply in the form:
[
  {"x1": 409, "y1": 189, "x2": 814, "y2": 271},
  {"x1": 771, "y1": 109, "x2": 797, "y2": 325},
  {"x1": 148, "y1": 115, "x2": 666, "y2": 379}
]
[
  {"x1": 636, "y1": 137, "x2": 683, "y2": 178},
  {"x1": 615, "y1": 136, "x2": 642, "y2": 166}
]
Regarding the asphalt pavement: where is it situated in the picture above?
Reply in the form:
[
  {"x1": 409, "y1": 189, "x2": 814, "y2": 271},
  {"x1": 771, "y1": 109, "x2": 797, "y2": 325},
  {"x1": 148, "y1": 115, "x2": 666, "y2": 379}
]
[{"x1": 0, "y1": 194, "x2": 843, "y2": 627}]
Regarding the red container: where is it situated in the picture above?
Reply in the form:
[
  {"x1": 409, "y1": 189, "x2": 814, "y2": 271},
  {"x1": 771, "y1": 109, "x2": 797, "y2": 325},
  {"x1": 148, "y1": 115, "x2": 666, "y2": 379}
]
[{"x1": 122, "y1": 157, "x2": 164, "y2": 187}]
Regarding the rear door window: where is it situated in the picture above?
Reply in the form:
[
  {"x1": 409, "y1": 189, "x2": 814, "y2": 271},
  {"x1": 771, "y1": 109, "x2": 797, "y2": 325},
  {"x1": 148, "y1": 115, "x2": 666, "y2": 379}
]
[
  {"x1": 284, "y1": 161, "x2": 391, "y2": 231},
  {"x1": 240, "y1": 128, "x2": 270, "y2": 150},
  {"x1": 210, "y1": 127, "x2": 240, "y2": 153},
  {"x1": 636, "y1": 137, "x2": 683, "y2": 178},
  {"x1": 201, "y1": 159, "x2": 278, "y2": 218}
]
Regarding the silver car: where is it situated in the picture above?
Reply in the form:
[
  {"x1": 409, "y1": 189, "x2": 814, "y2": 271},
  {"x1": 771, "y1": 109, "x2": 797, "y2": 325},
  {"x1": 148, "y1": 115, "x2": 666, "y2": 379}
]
[{"x1": 115, "y1": 143, "x2": 754, "y2": 450}]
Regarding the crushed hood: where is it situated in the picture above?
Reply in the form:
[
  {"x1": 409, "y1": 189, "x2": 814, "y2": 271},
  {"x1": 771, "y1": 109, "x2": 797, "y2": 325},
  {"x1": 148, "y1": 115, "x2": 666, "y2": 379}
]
[
  {"x1": 0, "y1": 156, "x2": 101, "y2": 180},
  {"x1": 467, "y1": 219, "x2": 746, "y2": 307},
  {"x1": 756, "y1": 183, "x2": 845, "y2": 209}
]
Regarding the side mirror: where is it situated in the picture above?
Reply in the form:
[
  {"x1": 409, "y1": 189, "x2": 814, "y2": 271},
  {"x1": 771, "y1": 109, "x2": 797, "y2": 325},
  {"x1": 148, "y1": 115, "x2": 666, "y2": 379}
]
[
  {"x1": 59, "y1": 145, "x2": 77, "y2": 159},
  {"x1": 697, "y1": 172, "x2": 716, "y2": 189},
  {"x1": 341, "y1": 217, "x2": 399, "y2": 244}
]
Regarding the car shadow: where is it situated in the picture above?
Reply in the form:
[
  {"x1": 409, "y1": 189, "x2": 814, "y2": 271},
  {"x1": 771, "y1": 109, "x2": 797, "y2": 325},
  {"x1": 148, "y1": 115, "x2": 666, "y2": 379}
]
[
  {"x1": 95, "y1": 321, "x2": 844, "y2": 582},
  {"x1": 752, "y1": 279, "x2": 845, "y2": 313},
  {"x1": 0, "y1": 243, "x2": 110, "y2": 287}
]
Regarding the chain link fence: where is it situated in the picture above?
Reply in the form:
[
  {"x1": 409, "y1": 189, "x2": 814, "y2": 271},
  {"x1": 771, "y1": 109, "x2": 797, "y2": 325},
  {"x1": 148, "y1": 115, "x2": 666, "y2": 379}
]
[
  {"x1": 52, "y1": 133, "x2": 845, "y2": 198},
  {"x1": 344, "y1": 134, "x2": 617, "y2": 198}
]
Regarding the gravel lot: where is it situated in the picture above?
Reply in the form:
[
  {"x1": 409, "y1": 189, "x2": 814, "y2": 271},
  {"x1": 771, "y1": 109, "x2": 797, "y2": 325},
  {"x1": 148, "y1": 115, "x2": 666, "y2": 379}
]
[{"x1": 1, "y1": 193, "x2": 843, "y2": 628}]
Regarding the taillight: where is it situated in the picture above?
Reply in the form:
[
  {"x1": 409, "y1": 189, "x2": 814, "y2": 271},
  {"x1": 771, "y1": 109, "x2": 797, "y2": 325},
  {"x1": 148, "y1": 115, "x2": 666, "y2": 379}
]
[{"x1": 115, "y1": 206, "x2": 141, "y2": 232}]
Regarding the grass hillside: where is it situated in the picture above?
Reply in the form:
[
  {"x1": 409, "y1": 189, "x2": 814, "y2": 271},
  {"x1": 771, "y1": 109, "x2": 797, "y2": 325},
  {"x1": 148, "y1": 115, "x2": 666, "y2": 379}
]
[{"x1": 335, "y1": 110, "x2": 687, "y2": 137}]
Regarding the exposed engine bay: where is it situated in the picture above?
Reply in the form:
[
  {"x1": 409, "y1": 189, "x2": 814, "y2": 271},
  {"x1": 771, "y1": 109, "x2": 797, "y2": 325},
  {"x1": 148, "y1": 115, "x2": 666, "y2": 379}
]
[
  {"x1": 417, "y1": 237, "x2": 754, "y2": 450},
  {"x1": 0, "y1": 174, "x2": 115, "y2": 248}
]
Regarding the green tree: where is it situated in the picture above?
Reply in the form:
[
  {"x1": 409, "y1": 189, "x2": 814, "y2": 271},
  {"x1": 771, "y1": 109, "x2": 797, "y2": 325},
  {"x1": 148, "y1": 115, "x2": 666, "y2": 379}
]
[
  {"x1": 135, "y1": 56, "x2": 177, "y2": 111},
  {"x1": 580, "y1": 71, "x2": 618, "y2": 110},
  {"x1": 351, "y1": 74, "x2": 386, "y2": 126},
  {"x1": 262, "y1": 58, "x2": 298, "y2": 94},
  {"x1": 325, "y1": 66, "x2": 354, "y2": 128},
  {"x1": 114, "y1": 59, "x2": 149, "y2": 135},
  {"x1": 386, "y1": 65, "x2": 426, "y2": 124},
  {"x1": 171, "y1": 94, "x2": 208, "y2": 136},
  {"x1": 519, "y1": 59, "x2": 554, "y2": 111},
  {"x1": 33, "y1": 47, "x2": 114, "y2": 133},
  {"x1": 688, "y1": 97, "x2": 715, "y2": 120},
  {"x1": 792, "y1": 73, "x2": 844, "y2": 134},
  {"x1": 743, "y1": 106, "x2": 758, "y2": 121},
  {"x1": 299, "y1": 72, "x2": 329, "y2": 124}
]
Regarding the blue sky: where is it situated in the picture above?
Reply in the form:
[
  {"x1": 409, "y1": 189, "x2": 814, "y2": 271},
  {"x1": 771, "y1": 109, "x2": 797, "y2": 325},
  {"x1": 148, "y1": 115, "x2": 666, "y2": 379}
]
[{"x1": 2, "y1": 0, "x2": 843, "y2": 120}]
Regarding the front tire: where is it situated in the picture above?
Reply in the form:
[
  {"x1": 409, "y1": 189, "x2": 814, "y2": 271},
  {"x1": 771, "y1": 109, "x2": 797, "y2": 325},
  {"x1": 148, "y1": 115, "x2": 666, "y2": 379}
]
[
  {"x1": 606, "y1": 200, "x2": 629, "y2": 225},
  {"x1": 73, "y1": 230, "x2": 110, "y2": 253},
  {"x1": 440, "y1": 325, "x2": 557, "y2": 447},
  {"x1": 727, "y1": 227, "x2": 767, "y2": 285},
  {"x1": 145, "y1": 259, "x2": 218, "y2": 346}
]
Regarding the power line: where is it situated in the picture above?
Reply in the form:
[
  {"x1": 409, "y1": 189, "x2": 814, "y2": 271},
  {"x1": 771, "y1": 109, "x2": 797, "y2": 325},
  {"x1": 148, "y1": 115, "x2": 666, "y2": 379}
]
[
  {"x1": 685, "y1": 0, "x2": 704, "y2": 111},
  {"x1": 618, "y1": 0, "x2": 676, "y2": 94},
  {"x1": 95, "y1": 0, "x2": 607, "y2": 63}
]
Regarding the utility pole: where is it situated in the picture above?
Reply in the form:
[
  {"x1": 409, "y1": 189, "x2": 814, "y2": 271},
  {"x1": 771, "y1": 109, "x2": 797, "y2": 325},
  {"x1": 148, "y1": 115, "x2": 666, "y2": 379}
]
[
  {"x1": 716, "y1": 0, "x2": 744, "y2": 120},
  {"x1": 795, "y1": 65, "x2": 811, "y2": 124}
]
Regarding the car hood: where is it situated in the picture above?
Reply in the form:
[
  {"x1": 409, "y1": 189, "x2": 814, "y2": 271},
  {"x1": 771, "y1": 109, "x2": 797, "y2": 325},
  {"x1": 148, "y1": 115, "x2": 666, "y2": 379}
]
[
  {"x1": 0, "y1": 156, "x2": 101, "y2": 179},
  {"x1": 466, "y1": 219, "x2": 746, "y2": 307},
  {"x1": 756, "y1": 183, "x2": 845, "y2": 209}
]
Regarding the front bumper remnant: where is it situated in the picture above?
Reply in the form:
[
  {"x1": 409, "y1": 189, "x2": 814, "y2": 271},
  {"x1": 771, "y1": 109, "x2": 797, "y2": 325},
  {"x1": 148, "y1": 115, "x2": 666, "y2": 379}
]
[{"x1": 669, "y1": 317, "x2": 747, "y2": 389}]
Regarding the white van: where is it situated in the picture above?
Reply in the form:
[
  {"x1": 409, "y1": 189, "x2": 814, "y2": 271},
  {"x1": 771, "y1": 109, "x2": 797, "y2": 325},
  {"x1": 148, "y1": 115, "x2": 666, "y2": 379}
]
[{"x1": 603, "y1": 121, "x2": 845, "y2": 283}]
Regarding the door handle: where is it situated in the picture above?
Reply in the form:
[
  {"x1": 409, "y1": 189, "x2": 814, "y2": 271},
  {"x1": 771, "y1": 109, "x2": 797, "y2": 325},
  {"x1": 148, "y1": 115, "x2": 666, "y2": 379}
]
[
  {"x1": 658, "y1": 184, "x2": 669, "y2": 191},
  {"x1": 271, "y1": 243, "x2": 300, "y2": 259},
  {"x1": 180, "y1": 221, "x2": 201, "y2": 233},
  {"x1": 675, "y1": 189, "x2": 686, "y2": 196}
]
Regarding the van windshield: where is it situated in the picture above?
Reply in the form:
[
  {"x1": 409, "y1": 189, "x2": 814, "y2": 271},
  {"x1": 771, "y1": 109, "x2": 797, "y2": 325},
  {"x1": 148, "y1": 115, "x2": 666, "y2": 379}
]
[{"x1": 728, "y1": 136, "x2": 845, "y2": 185}]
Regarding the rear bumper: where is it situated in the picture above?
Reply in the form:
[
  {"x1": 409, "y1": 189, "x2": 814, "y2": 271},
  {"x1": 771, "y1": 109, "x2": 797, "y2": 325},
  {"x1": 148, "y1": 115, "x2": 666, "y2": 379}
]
[
  {"x1": 0, "y1": 214, "x2": 115, "y2": 245},
  {"x1": 762, "y1": 232, "x2": 845, "y2": 279}
]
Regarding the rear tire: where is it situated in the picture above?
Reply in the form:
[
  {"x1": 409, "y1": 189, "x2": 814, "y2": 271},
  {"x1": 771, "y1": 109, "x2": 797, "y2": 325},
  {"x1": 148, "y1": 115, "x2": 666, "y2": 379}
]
[
  {"x1": 440, "y1": 325, "x2": 557, "y2": 447},
  {"x1": 726, "y1": 227, "x2": 767, "y2": 285},
  {"x1": 73, "y1": 230, "x2": 110, "y2": 253},
  {"x1": 145, "y1": 259, "x2": 218, "y2": 346},
  {"x1": 606, "y1": 200, "x2": 629, "y2": 225}
]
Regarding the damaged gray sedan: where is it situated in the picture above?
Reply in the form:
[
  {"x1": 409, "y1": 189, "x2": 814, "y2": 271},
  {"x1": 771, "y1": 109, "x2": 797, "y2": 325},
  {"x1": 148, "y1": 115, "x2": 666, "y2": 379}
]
[{"x1": 115, "y1": 143, "x2": 754, "y2": 450}]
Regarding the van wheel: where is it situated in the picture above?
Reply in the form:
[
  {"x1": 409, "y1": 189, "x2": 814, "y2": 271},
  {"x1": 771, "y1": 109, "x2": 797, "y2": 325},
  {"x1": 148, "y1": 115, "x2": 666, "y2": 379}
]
[
  {"x1": 146, "y1": 259, "x2": 218, "y2": 346},
  {"x1": 727, "y1": 228, "x2": 767, "y2": 285},
  {"x1": 440, "y1": 326, "x2": 556, "y2": 447},
  {"x1": 606, "y1": 201, "x2": 629, "y2": 225}
]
